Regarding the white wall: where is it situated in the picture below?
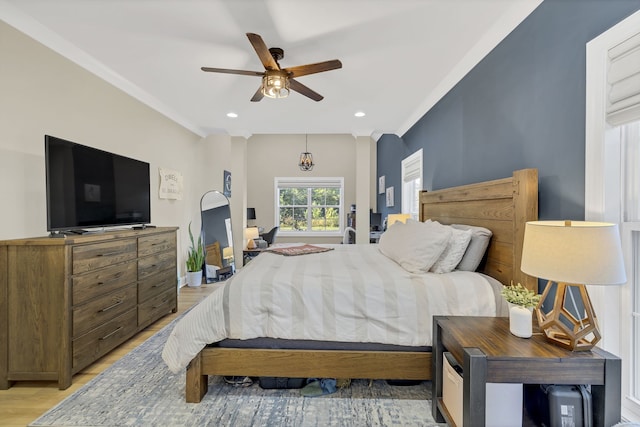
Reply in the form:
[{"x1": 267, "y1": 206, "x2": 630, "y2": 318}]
[
  {"x1": 246, "y1": 134, "x2": 365, "y2": 244},
  {"x1": 0, "y1": 21, "x2": 218, "y2": 281}
]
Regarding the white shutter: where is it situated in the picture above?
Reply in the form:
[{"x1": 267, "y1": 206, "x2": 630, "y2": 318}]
[
  {"x1": 276, "y1": 177, "x2": 343, "y2": 189},
  {"x1": 402, "y1": 150, "x2": 422, "y2": 183},
  {"x1": 607, "y1": 32, "x2": 640, "y2": 126},
  {"x1": 401, "y1": 149, "x2": 422, "y2": 218}
]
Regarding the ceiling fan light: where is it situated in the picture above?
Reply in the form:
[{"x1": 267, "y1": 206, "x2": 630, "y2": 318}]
[{"x1": 262, "y1": 71, "x2": 290, "y2": 99}]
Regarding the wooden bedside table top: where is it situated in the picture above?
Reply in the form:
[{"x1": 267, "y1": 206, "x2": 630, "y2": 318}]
[{"x1": 435, "y1": 315, "x2": 615, "y2": 385}]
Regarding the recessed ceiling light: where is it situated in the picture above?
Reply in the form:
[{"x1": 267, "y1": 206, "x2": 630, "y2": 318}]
[
  {"x1": 227, "y1": 112, "x2": 238, "y2": 118},
  {"x1": 354, "y1": 111, "x2": 365, "y2": 117}
]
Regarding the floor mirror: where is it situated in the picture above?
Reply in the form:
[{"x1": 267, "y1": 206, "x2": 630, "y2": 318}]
[{"x1": 200, "y1": 190, "x2": 234, "y2": 283}]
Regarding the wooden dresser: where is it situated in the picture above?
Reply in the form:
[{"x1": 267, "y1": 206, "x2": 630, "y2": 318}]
[{"x1": 0, "y1": 227, "x2": 178, "y2": 390}]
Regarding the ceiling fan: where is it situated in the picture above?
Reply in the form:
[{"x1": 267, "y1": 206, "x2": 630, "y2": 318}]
[{"x1": 201, "y1": 33, "x2": 342, "y2": 102}]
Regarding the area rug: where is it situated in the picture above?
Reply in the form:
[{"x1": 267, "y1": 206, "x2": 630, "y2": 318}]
[{"x1": 31, "y1": 314, "x2": 445, "y2": 427}]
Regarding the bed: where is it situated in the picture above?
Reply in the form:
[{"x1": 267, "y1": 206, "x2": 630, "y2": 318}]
[{"x1": 165, "y1": 168, "x2": 538, "y2": 403}]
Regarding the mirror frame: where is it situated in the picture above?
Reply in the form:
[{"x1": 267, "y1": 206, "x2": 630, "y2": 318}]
[{"x1": 200, "y1": 190, "x2": 234, "y2": 283}]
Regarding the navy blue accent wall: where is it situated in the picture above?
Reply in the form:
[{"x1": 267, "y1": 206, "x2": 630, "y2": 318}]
[{"x1": 376, "y1": 0, "x2": 640, "y2": 221}]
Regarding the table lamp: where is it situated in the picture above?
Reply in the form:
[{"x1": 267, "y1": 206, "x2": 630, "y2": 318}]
[
  {"x1": 244, "y1": 227, "x2": 260, "y2": 249},
  {"x1": 386, "y1": 213, "x2": 411, "y2": 228},
  {"x1": 520, "y1": 220, "x2": 626, "y2": 351},
  {"x1": 222, "y1": 246, "x2": 234, "y2": 266}
]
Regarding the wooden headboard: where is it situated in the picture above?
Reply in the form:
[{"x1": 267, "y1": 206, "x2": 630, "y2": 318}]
[{"x1": 419, "y1": 168, "x2": 538, "y2": 291}]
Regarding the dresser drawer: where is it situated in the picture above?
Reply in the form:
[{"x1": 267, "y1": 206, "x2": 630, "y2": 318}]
[
  {"x1": 138, "y1": 250, "x2": 177, "y2": 281},
  {"x1": 73, "y1": 283, "x2": 137, "y2": 337},
  {"x1": 72, "y1": 308, "x2": 137, "y2": 370},
  {"x1": 72, "y1": 239, "x2": 137, "y2": 274},
  {"x1": 138, "y1": 268, "x2": 176, "y2": 302},
  {"x1": 138, "y1": 288, "x2": 176, "y2": 328},
  {"x1": 72, "y1": 260, "x2": 137, "y2": 305},
  {"x1": 138, "y1": 233, "x2": 176, "y2": 257}
]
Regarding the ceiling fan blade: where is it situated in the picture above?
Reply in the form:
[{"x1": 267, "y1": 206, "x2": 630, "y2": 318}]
[
  {"x1": 250, "y1": 86, "x2": 264, "y2": 102},
  {"x1": 284, "y1": 60, "x2": 342, "y2": 78},
  {"x1": 201, "y1": 67, "x2": 263, "y2": 77},
  {"x1": 289, "y1": 79, "x2": 323, "y2": 102},
  {"x1": 246, "y1": 33, "x2": 280, "y2": 71}
]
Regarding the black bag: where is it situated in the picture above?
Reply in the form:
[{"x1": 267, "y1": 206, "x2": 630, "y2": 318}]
[{"x1": 258, "y1": 377, "x2": 306, "y2": 389}]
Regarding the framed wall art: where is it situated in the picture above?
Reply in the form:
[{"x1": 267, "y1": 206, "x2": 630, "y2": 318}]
[
  {"x1": 385, "y1": 186, "x2": 394, "y2": 207},
  {"x1": 223, "y1": 170, "x2": 232, "y2": 197}
]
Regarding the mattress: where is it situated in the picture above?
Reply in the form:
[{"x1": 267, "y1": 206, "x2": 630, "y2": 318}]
[{"x1": 162, "y1": 244, "x2": 502, "y2": 373}]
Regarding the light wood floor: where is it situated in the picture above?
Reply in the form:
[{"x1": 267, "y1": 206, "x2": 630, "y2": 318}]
[{"x1": 0, "y1": 283, "x2": 219, "y2": 427}]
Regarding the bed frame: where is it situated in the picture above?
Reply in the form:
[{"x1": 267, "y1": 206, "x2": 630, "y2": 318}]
[{"x1": 184, "y1": 168, "x2": 538, "y2": 402}]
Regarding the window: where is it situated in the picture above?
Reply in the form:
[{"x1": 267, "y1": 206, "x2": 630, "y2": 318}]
[
  {"x1": 622, "y1": 122, "x2": 640, "y2": 414},
  {"x1": 401, "y1": 149, "x2": 423, "y2": 220},
  {"x1": 275, "y1": 177, "x2": 344, "y2": 236},
  {"x1": 586, "y1": 11, "x2": 640, "y2": 421}
]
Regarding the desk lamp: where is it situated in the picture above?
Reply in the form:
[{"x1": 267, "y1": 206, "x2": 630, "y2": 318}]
[
  {"x1": 521, "y1": 220, "x2": 626, "y2": 351},
  {"x1": 244, "y1": 227, "x2": 260, "y2": 249}
]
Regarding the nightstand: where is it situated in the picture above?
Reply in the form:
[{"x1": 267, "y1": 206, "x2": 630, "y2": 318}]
[
  {"x1": 242, "y1": 248, "x2": 265, "y2": 265},
  {"x1": 432, "y1": 316, "x2": 621, "y2": 427}
]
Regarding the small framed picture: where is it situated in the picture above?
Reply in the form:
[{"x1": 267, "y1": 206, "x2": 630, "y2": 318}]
[
  {"x1": 223, "y1": 170, "x2": 232, "y2": 197},
  {"x1": 386, "y1": 186, "x2": 394, "y2": 207},
  {"x1": 378, "y1": 176, "x2": 385, "y2": 194}
]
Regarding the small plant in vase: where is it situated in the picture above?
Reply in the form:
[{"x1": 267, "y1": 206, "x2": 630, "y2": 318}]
[
  {"x1": 501, "y1": 283, "x2": 541, "y2": 338},
  {"x1": 186, "y1": 222, "x2": 205, "y2": 287}
]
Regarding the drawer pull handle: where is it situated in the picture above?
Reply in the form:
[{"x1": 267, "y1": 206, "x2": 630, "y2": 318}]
[
  {"x1": 99, "y1": 300, "x2": 123, "y2": 312},
  {"x1": 99, "y1": 326, "x2": 122, "y2": 340}
]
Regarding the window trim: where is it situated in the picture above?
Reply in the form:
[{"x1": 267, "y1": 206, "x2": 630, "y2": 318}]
[
  {"x1": 586, "y1": 10, "x2": 640, "y2": 422},
  {"x1": 274, "y1": 176, "x2": 344, "y2": 237},
  {"x1": 401, "y1": 149, "x2": 423, "y2": 220}
]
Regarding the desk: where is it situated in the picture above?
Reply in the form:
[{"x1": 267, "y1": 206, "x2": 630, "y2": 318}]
[
  {"x1": 369, "y1": 231, "x2": 383, "y2": 243},
  {"x1": 432, "y1": 316, "x2": 621, "y2": 427}
]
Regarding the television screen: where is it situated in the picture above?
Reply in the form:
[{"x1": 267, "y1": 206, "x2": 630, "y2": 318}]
[{"x1": 45, "y1": 135, "x2": 151, "y2": 232}]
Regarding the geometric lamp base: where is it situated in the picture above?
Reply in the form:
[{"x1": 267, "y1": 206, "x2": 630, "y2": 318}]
[{"x1": 534, "y1": 281, "x2": 601, "y2": 351}]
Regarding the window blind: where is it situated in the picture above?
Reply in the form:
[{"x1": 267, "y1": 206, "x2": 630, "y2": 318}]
[
  {"x1": 402, "y1": 150, "x2": 422, "y2": 183},
  {"x1": 607, "y1": 31, "x2": 640, "y2": 126},
  {"x1": 275, "y1": 177, "x2": 343, "y2": 188}
]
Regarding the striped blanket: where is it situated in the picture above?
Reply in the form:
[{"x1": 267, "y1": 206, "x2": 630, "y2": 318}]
[{"x1": 162, "y1": 244, "x2": 498, "y2": 373}]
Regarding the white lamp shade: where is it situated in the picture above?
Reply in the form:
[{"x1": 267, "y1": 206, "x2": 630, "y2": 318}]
[
  {"x1": 521, "y1": 221, "x2": 626, "y2": 285},
  {"x1": 222, "y1": 246, "x2": 234, "y2": 259},
  {"x1": 244, "y1": 227, "x2": 260, "y2": 241},
  {"x1": 387, "y1": 213, "x2": 411, "y2": 227}
]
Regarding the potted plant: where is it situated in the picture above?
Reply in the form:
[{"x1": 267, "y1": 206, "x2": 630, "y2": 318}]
[
  {"x1": 185, "y1": 222, "x2": 205, "y2": 287},
  {"x1": 501, "y1": 283, "x2": 541, "y2": 338}
]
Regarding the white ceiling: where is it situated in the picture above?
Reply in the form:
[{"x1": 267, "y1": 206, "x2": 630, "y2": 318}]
[{"x1": 1, "y1": 0, "x2": 542, "y2": 138}]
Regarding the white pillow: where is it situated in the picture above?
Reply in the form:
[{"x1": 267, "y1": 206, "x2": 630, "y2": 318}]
[
  {"x1": 379, "y1": 219, "x2": 451, "y2": 273},
  {"x1": 451, "y1": 224, "x2": 493, "y2": 271},
  {"x1": 430, "y1": 227, "x2": 473, "y2": 273}
]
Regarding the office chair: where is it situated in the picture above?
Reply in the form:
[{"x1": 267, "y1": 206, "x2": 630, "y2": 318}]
[
  {"x1": 343, "y1": 227, "x2": 356, "y2": 244},
  {"x1": 260, "y1": 227, "x2": 278, "y2": 246}
]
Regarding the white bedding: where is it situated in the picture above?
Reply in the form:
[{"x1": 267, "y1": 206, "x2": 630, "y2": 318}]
[{"x1": 162, "y1": 244, "x2": 498, "y2": 373}]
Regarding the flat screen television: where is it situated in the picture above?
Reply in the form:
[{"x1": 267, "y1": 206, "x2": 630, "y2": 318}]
[{"x1": 45, "y1": 135, "x2": 151, "y2": 233}]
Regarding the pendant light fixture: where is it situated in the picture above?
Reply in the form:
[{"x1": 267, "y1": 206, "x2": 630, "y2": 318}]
[{"x1": 299, "y1": 134, "x2": 314, "y2": 171}]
